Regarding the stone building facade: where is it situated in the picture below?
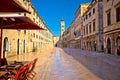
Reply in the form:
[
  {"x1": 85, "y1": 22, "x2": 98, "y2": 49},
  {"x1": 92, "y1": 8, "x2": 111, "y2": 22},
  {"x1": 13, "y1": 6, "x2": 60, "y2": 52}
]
[
  {"x1": 2, "y1": 0, "x2": 53, "y2": 58},
  {"x1": 61, "y1": 3, "x2": 90, "y2": 49},
  {"x1": 59, "y1": 0, "x2": 120, "y2": 55},
  {"x1": 53, "y1": 36, "x2": 59, "y2": 47},
  {"x1": 62, "y1": 28, "x2": 70, "y2": 48},
  {"x1": 103, "y1": 0, "x2": 120, "y2": 55},
  {"x1": 73, "y1": 3, "x2": 90, "y2": 49},
  {"x1": 82, "y1": 0, "x2": 103, "y2": 52}
]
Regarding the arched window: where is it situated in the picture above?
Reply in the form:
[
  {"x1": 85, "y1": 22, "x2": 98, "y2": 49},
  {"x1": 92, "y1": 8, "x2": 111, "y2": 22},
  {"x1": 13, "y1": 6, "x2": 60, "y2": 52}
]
[
  {"x1": 17, "y1": 39, "x2": 20, "y2": 55},
  {"x1": 3, "y1": 37, "x2": 9, "y2": 58},
  {"x1": 107, "y1": 38, "x2": 111, "y2": 54},
  {"x1": 23, "y1": 40, "x2": 26, "y2": 53}
]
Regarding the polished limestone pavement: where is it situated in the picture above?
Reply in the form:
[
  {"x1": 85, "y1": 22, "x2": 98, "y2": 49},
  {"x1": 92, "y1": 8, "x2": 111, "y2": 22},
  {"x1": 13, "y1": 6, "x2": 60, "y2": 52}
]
[
  {"x1": 6, "y1": 48, "x2": 53, "y2": 79},
  {"x1": 6, "y1": 47, "x2": 120, "y2": 80},
  {"x1": 35, "y1": 48, "x2": 101, "y2": 80}
]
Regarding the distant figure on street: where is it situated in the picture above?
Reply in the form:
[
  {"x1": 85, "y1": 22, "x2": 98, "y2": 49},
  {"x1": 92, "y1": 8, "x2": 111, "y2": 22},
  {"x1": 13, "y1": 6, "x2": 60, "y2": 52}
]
[{"x1": 117, "y1": 46, "x2": 120, "y2": 56}]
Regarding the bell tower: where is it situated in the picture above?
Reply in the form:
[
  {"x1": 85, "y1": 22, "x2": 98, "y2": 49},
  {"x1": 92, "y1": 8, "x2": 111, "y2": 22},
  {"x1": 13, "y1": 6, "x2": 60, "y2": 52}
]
[{"x1": 60, "y1": 19, "x2": 65, "y2": 36}]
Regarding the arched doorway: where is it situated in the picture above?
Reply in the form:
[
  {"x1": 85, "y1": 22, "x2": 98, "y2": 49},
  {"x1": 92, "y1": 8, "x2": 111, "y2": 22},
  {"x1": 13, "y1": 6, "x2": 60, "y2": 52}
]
[
  {"x1": 116, "y1": 37, "x2": 120, "y2": 47},
  {"x1": 3, "y1": 37, "x2": 9, "y2": 58},
  {"x1": 107, "y1": 38, "x2": 111, "y2": 54},
  {"x1": 116, "y1": 36, "x2": 120, "y2": 55},
  {"x1": 90, "y1": 41, "x2": 92, "y2": 51},
  {"x1": 33, "y1": 42, "x2": 35, "y2": 48},
  {"x1": 93, "y1": 41, "x2": 96, "y2": 51},
  {"x1": 87, "y1": 41, "x2": 89, "y2": 50},
  {"x1": 23, "y1": 40, "x2": 26, "y2": 53},
  {"x1": 17, "y1": 39, "x2": 20, "y2": 55}
]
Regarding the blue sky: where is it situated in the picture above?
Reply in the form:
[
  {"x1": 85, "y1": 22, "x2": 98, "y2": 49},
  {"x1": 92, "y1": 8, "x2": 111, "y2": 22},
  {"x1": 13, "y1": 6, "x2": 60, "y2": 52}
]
[{"x1": 30, "y1": 0, "x2": 92, "y2": 36}]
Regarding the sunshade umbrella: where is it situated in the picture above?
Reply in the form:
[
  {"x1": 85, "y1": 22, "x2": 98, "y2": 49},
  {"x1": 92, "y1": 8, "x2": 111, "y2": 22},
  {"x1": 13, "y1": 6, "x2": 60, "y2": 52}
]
[
  {"x1": 0, "y1": 0, "x2": 31, "y2": 66},
  {"x1": 0, "y1": 0, "x2": 30, "y2": 13},
  {"x1": 0, "y1": 14, "x2": 44, "y2": 30},
  {"x1": 0, "y1": 16, "x2": 45, "y2": 66}
]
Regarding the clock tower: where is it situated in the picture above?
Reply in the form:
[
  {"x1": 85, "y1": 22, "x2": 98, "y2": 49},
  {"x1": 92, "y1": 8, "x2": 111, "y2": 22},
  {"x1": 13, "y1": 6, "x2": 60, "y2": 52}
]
[{"x1": 60, "y1": 19, "x2": 65, "y2": 36}]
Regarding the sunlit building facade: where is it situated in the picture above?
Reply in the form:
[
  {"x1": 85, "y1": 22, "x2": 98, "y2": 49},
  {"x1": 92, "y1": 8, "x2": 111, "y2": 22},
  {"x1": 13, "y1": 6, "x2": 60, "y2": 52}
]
[
  {"x1": 59, "y1": 0, "x2": 104, "y2": 52},
  {"x1": 71, "y1": 3, "x2": 90, "y2": 49},
  {"x1": 62, "y1": 28, "x2": 71, "y2": 48},
  {"x1": 103, "y1": 0, "x2": 120, "y2": 55},
  {"x1": 53, "y1": 36, "x2": 60, "y2": 47},
  {"x1": 61, "y1": 3, "x2": 90, "y2": 49},
  {"x1": 2, "y1": 0, "x2": 53, "y2": 58},
  {"x1": 59, "y1": 0, "x2": 120, "y2": 55},
  {"x1": 82, "y1": 0, "x2": 103, "y2": 52}
]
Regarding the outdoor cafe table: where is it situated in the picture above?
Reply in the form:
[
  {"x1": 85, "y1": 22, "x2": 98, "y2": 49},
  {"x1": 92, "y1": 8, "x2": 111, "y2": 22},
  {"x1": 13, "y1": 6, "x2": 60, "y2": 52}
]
[
  {"x1": 0, "y1": 61, "x2": 30, "y2": 71},
  {"x1": 9, "y1": 61, "x2": 30, "y2": 66},
  {"x1": 0, "y1": 71, "x2": 8, "y2": 79},
  {"x1": 0, "y1": 64, "x2": 21, "y2": 71},
  {"x1": 0, "y1": 61, "x2": 30, "y2": 78},
  {"x1": 0, "y1": 64, "x2": 22, "y2": 79}
]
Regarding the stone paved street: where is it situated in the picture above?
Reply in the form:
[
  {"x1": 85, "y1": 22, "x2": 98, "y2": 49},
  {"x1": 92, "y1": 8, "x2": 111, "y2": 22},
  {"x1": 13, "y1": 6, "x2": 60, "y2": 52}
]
[
  {"x1": 35, "y1": 48, "x2": 102, "y2": 80},
  {"x1": 1, "y1": 0, "x2": 120, "y2": 80},
  {"x1": 7, "y1": 47, "x2": 120, "y2": 80},
  {"x1": 6, "y1": 48, "x2": 54, "y2": 78}
]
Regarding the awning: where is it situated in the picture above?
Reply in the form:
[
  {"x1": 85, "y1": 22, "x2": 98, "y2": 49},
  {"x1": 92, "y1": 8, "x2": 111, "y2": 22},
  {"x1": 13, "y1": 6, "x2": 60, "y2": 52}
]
[
  {"x1": 0, "y1": 0, "x2": 30, "y2": 13},
  {"x1": 0, "y1": 16, "x2": 44, "y2": 30},
  {"x1": 0, "y1": 0, "x2": 31, "y2": 66},
  {"x1": 0, "y1": 15, "x2": 45, "y2": 66}
]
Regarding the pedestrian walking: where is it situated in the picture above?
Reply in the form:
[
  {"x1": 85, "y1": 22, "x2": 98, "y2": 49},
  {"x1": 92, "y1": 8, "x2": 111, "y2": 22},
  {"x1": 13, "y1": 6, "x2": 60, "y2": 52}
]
[{"x1": 117, "y1": 46, "x2": 120, "y2": 56}]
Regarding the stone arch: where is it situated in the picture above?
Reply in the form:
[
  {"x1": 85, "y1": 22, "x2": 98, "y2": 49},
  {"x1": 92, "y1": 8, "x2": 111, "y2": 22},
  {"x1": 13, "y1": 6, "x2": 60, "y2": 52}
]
[
  {"x1": 23, "y1": 40, "x2": 26, "y2": 53},
  {"x1": 17, "y1": 39, "x2": 20, "y2": 55},
  {"x1": 94, "y1": 40, "x2": 97, "y2": 51},
  {"x1": 116, "y1": 36, "x2": 120, "y2": 55},
  {"x1": 116, "y1": 36, "x2": 120, "y2": 47},
  {"x1": 89, "y1": 41, "x2": 92, "y2": 51},
  {"x1": 107, "y1": 38, "x2": 111, "y2": 54},
  {"x1": 3, "y1": 37, "x2": 9, "y2": 58}
]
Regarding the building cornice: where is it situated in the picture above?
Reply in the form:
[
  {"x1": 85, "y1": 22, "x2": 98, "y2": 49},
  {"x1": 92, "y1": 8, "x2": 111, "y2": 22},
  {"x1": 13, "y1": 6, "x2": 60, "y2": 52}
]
[{"x1": 104, "y1": 28, "x2": 120, "y2": 34}]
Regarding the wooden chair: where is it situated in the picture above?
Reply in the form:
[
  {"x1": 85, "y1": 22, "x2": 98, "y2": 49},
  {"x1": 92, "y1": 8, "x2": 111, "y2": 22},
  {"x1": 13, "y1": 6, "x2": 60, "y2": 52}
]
[
  {"x1": 8, "y1": 64, "x2": 29, "y2": 80},
  {"x1": 0, "y1": 72, "x2": 9, "y2": 80},
  {"x1": 26, "y1": 58, "x2": 38, "y2": 80},
  {"x1": 26, "y1": 61, "x2": 34, "y2": 80},
  {"x1": 30, "y1": 58, "x2": 38, "y2": 75}
]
